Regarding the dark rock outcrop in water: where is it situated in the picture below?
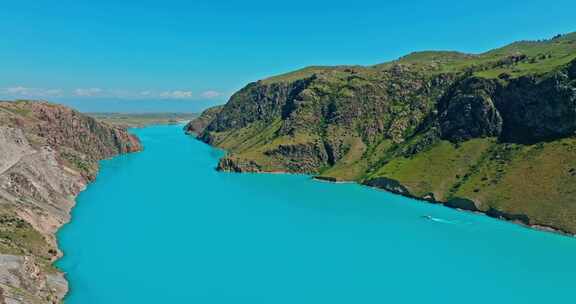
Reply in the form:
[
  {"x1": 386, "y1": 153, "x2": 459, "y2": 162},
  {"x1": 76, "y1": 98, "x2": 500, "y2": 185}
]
[
  {"x1": 363, "y1": 177, "x2": 412, "y2": 197},
  {"x1": 0, "y1": 100, "x2": 141, "y2": 303},
  {"x1": 187, "y1": 33, "x2": 576, "y2": 235},
  {"x1": 217, "y1": 157, "x2": 261, "y2": 172}
]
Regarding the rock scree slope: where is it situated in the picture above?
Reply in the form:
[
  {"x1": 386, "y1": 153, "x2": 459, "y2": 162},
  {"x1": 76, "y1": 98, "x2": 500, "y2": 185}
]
[
  {"x1": 186, "y1": 32, "x2": 576, "y2": 234},
  {"x1": 0, "y1": 100, "x2": 141, "y2": 304}
]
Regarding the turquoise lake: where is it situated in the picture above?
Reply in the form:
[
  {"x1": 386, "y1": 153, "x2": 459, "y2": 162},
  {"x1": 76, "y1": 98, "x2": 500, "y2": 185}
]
[{"x1": 57, "y1": 124, "x2": 576, "y2": 303}]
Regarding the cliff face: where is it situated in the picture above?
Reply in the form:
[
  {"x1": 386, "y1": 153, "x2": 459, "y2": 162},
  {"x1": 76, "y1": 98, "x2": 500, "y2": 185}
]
[
  {"x1": 190, "y1": 33, "x2": 576, "y2": 234},
  {"x1": 184, "y1": 105, "x2": 223, "y2": 135},
  {"x1": 0, "y1": 101, "x2": 141, "y2": 304},
  {"x1": 438, "y1": 71, "x2": 576, "y2": 144}
]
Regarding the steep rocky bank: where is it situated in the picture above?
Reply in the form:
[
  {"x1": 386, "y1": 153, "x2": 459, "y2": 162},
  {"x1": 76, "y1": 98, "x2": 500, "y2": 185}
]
[
  {"x1": 186, "y1": 33, "x2": 576, "y2": 234},
  {"x1": 0, "y1": 100, "x2": 141, "y2": 304},
  {"x1": 184, "y1": 105, "x2": 222, "y2": 135}
]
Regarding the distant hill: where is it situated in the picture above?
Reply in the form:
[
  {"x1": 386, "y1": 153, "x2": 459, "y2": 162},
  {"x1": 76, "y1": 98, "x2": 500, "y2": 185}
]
[{"x1": 88, "y1": 112, "x2": 198, "y2": 128}]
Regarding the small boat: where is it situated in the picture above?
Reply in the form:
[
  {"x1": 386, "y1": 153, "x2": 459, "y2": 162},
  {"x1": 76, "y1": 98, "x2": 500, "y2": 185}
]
[{"x1": 421, "y1": 215, "x2": 433, "y2": 220}]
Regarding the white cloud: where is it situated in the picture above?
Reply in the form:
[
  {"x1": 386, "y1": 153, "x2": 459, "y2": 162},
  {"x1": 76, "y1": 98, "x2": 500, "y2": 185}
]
[
  {"x1": 1, "y1": 86, "x2": 215, "y2": 101},
  {"x1": 74, "y1": 88, "x2": 103, "y2": 97},
  {"x1": 1, "y1": 86, "x2": 63, "y2": 97},
  {"x1": 200, "y1": 90, "x2": 221, "y2": 99},
  {"x1": 5, "y1": 86, "x2": 28, "y2": 94},
  {"x1": 160, "y1": 90, "x2": 194, "y2": 99}
]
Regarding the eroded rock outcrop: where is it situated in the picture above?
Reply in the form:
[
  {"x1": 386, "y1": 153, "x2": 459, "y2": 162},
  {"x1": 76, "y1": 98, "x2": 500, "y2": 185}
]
[
  {"x1": 496, "y1": 73, "x2": 576, "y2": 144},
  {"x1": 217, "y1": 157, "x2": 261, "y2": 172},
  {"x1": 438, "y1": 77, "x2": 503, "y2": 141},
  {"x1": 438, "y1": 65, "x2": 576, "y2": 144}
]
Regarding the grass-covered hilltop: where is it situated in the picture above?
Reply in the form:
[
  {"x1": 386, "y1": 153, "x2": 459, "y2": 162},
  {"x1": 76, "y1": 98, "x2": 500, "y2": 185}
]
[{"x1": 186, "y1": 32, "x2": 576, "y2": 234}]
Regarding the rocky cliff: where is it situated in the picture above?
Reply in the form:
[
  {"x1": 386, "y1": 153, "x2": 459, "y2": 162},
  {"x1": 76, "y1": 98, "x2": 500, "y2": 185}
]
[
  {"x1": 184, "y1": 105, "x2": 222, "y2": 135},
  {"x1": 0, "y1": 100, "x2": 141, "y2": 304},
  {"x1": 188, "y1": 32, "x2": 576, "y2": 234}
]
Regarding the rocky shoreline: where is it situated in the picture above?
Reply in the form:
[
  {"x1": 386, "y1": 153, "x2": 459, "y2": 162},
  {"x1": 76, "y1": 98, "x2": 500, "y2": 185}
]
[
  {"x1": 359, "y1": 177, "x2": 575, "y2": 237},
  {"x1": 0, "y1": 101, "x2": 142, "y2": 304},
  {"x1": 212, "y1": 157, "x2": 574, "y2": 237}
]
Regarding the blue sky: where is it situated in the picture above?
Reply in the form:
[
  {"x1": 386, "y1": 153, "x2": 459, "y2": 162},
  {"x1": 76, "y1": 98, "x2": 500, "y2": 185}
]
[{"x1": 0, "y1": 0, "x2": 574, "y2": 112}]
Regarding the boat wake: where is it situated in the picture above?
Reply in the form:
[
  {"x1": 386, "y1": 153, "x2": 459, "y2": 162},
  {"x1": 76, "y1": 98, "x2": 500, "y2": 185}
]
[{"x1": 421, "y1": 215, "x2": 456, "y2": 224}]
